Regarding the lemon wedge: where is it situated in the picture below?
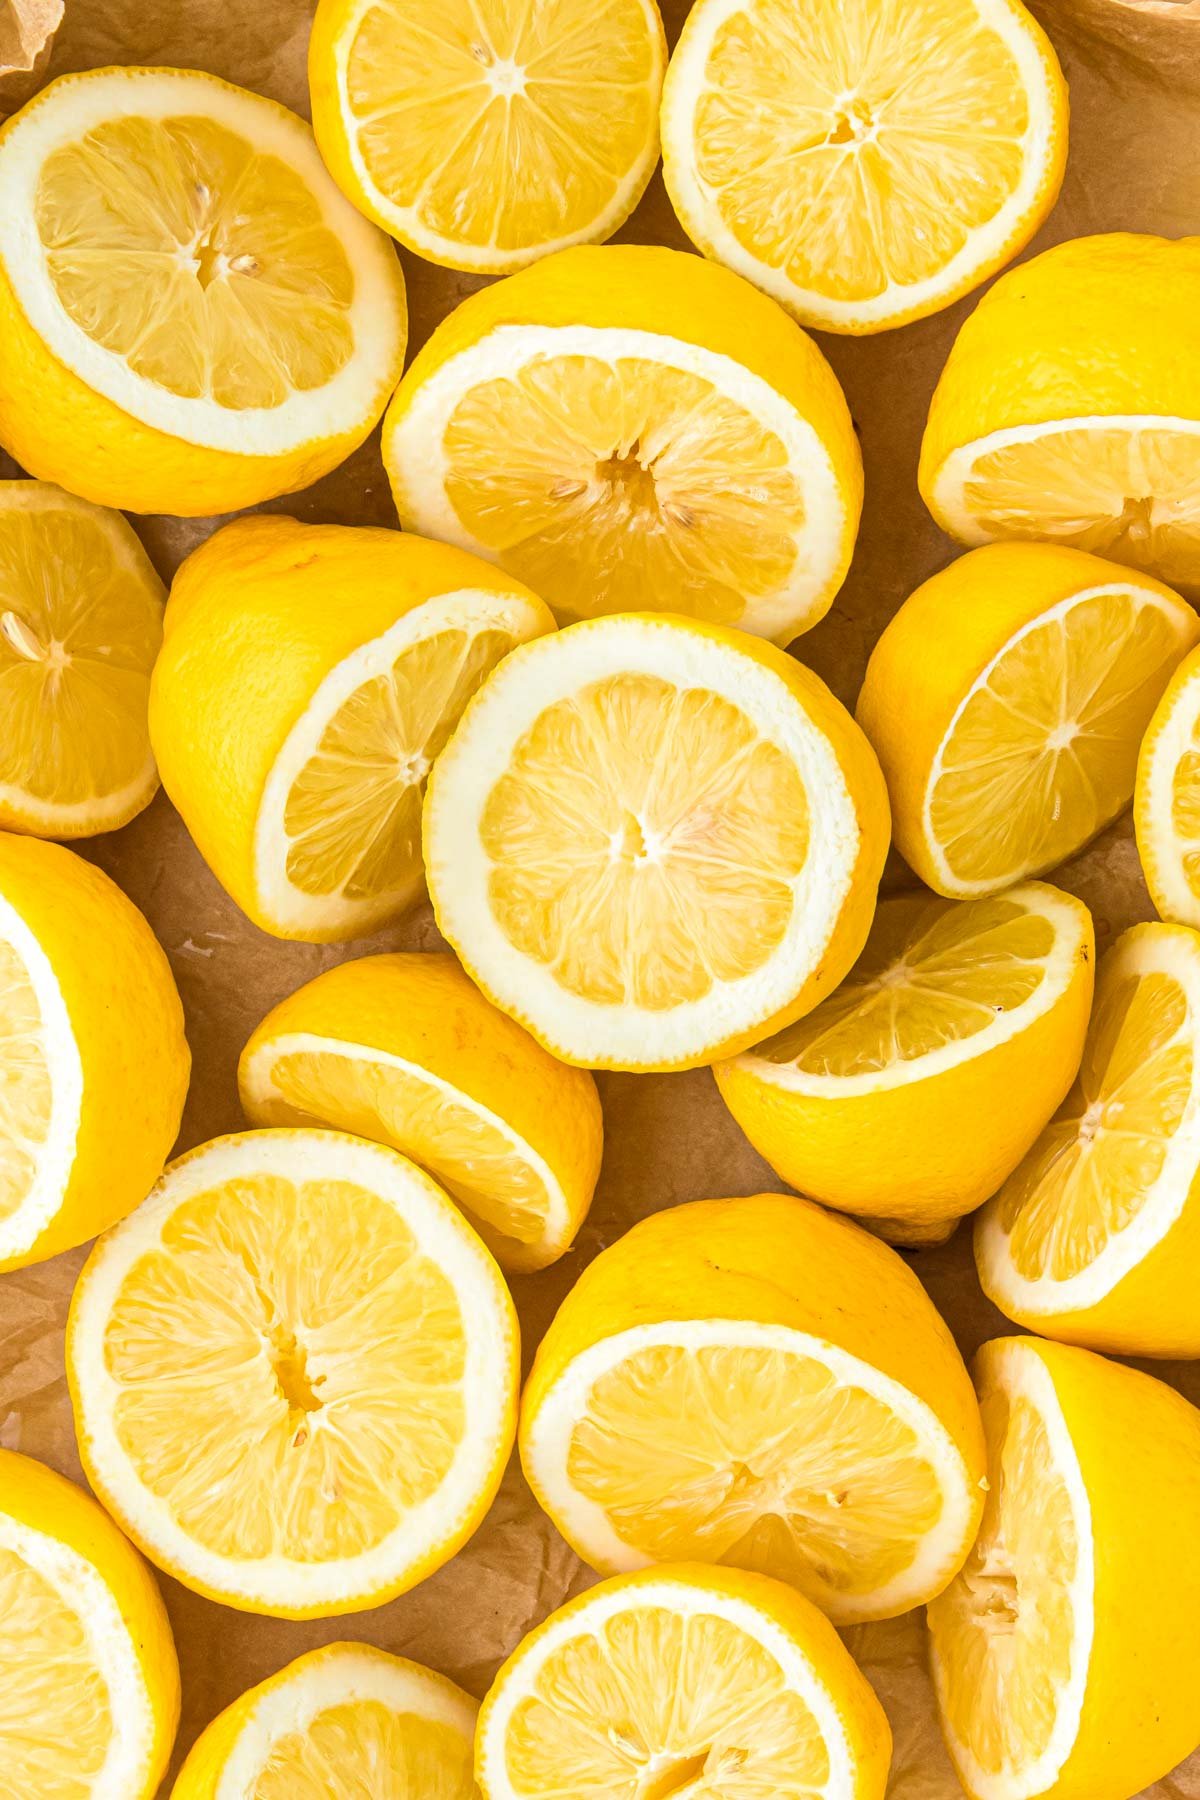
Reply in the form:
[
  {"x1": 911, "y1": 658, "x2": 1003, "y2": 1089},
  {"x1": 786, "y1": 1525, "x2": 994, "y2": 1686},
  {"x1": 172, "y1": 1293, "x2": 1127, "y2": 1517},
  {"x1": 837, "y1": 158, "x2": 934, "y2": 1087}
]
[{"x1": 1136, "y1": 643, "x2": 1200, "y2": 929}]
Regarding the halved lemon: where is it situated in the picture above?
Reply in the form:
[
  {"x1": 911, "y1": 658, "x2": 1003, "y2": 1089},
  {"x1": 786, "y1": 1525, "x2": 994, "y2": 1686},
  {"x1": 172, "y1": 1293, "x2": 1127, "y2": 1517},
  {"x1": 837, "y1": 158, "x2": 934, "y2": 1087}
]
[
  {"x1": 928, "y1": 1335, "x2": 1200, "y2": 1800},
  {"x1": 520, "y1": 1193, "x2": 985, "y2": 1625},
  {"x1": 67, "y1": 1128, "x2": 519, "y2": 1618},
  {"x1": 855, "y1": 542, "x2": 1198, "y2": 898},
  {"x1": 0, "y1": 66, "x2": 407, "y2": 516},
  {"x1": 716, "y1": 883, "x2": 1093, "y2": 1246},
  {"x1": 171, "y1": 1642, "x2": 477, "y2": 1799},
  {"x1": 475, "y1": 1564, "x2": 893, "y2": 1800},
  {"x1": 423, "y1": 613, "x2": 889, "y2": 1070},
  {"x1": 383, "y1": 244, "x2": 862, "y2": 642},
  {"x1": 239, "y1": 950, "x2": 604, "y2": 1272},
  {"x1": 309, "y1": 0, "x2": 666, "y2": 274},
  {"x1": 659, "y1": 0, "x2": 1067, "y2": 334},
  {"x1": 0, "y1": 482, "x2": 165, "y2": 838},
  {"x1": 149, "y1": 516, "x2": 554, "y2": 941},
  {"x1": 921, "y1": 234, "x2": 1200, "y2": 590},
  {"x1": 976, "y1": 921, "x2": 1200, "y2": 1357},
  {"x1": 1135, "y1": 644, "x2": 1200, "y2": 930},
  {"x1": 0, "y1": 831, "x2": 188, "y2": 1274},
  {"x1": 0, "y1": 1447, "x2": 179, "y2": 1800}
]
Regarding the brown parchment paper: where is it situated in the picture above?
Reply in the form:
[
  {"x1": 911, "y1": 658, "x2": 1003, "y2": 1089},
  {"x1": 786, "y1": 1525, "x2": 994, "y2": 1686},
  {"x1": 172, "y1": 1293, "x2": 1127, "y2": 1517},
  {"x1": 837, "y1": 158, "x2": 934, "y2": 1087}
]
[{"x1": 3, "y1": 0, "x2": 1200, "y2": 1791}]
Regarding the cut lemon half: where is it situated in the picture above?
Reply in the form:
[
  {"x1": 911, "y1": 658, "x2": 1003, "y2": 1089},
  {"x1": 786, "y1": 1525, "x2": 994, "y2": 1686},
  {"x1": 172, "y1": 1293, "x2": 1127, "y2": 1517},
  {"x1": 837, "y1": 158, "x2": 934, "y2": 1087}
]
[
  {"x1": 170, "y1": 1642, "x2": 478, "y2": 1800},
  {"x1": 921, "y1": 234, "x2": 1200, "y2": 590},
  {"x1": 0, "y1": 1448, "x2": 179, "y2": 1800},
  {"x1": 309, "y1": 0, "x2": 666, "y2": 274},
  {"x1": 239, "y1": 950, "x2": 604, "y2": 1272},
  {"x1": 520, "y1": 1194, "x2": 985, "y2": 1625},
  {"x1": 150, "y1": 516, "x2": 554, "y2": 941},
  {"x1": 423, "y1": 613, "x2": 890, "y2": 1070},
  {"x1": 928, "y1": 1335, "x2": 1200, "y2": 1800},
  {"x1": 660, "y1": 0, "x2": 1067, "y2": 334},
  {"x1": 0, "y1": 482, "x2": 165, "y2": 838},
  {"x1": 67, "y1": 1129, "x2": 519, "y2": 1618},
  {"x1": 0, "y1": 831, "x2": 188, "y2": 1274},
  {"x1": 383, "y1": 244, "x2": 862, "y2": 641},
  {"x1": 0, "y1": 66, "x2": 407, "y2": 516},
  {"x1": 716, "y1": 883, "x2": 1093, "y2": 1246},
  {"x1": 476, "y1": 1565, "x2": 893, "y2": 1799},
  {"x1": 976, "y1": 921, "x2": 1200, "y2": 1357},
  {"x1": 1135, "y1": 643, "x2": 1200, "y2": 929},
  {"x1": 856, "y1": 542, "x2": 1198, "y2": 898}
]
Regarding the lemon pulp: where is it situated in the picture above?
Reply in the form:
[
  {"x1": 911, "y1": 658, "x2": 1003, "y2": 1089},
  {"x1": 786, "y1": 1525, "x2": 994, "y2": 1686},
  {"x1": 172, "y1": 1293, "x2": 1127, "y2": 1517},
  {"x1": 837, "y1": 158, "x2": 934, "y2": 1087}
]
[
  {"x1": 0, "y1": 1546, "x2": 114, "y2": 1799},
  {"x1": 250, "y1": 1699, "x2": 474, "y2": 1800},
  {"x1": 0, "y1": 938, "x2": 51, "y2": 1226}
]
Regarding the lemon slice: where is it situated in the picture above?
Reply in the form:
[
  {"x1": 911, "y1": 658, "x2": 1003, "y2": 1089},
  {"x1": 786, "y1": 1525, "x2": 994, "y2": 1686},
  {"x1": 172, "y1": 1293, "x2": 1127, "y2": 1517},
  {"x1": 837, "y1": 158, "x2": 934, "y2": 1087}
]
[
  {"x1": 659, "y1": 0, "x2": 1067, "y2": 334},
  {"x1": 0, "y1": 483, "x2": 164, "y2": 838},
  {"x1": 239, "y1": 950, "x2": 604, "y2": 1272},
  {"x1": 383, "y1": 244, "x2": 862, "y2": 641},
  {"x1": 0, "y1": 1447, "x2": 179, "y2": 1800},
  {"x1": 976, "y1": 921, "x2": 1200, "y2": 1357},
  {"x1": 67, "y1": 1129, "x2": 519, "y2": 1618},
  {"x1": 171, "y1": 1642, "x2": 478, "y2": 1799},
  {"x1": 476, "y1": 1565, "x2": 893, "y2": 1799},
  {"x1": 0, "y1": 66, "x2": 407, "y2": 516},
  {"x1": 855, "y1": 542, "x2": 1198, "y2": 898},
  {"x1": 309, "y1": 0, "x2": 666, "y2": 274},
  {"x1": 1135, "y1": 644, "x2": 1200, "y2": 929},
  {"x1": 150, "y1": 516, "x2": 554, "y2": 941},
  {"x1": 520, "y1": 1194, "x2": 985, "y2": 1625},
  {"x1": 424, "y1": 613, "x2": 889, "y2": 1070},
  {"x1": 921, "y1": 235, "x2": 1200, "y2": 590},
  {"x1": 928, "y1": 1335, "x2": 1200, "y2": 1800},
  {"x1": 716, "y1": 883, "x2": 1093, "y2": 1245}
]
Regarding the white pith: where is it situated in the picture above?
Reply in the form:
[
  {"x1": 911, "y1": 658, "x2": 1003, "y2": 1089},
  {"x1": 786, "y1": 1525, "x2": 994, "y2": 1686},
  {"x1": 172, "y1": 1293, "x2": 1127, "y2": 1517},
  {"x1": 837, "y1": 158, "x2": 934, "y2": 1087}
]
[
  {"x1": 976, "y1": 926, "x2": 1200, "y2": 1313},
  {"x1": 384, "y1": 324, "x2": 852, "y2": 643},
  {"x1": 0, "y1": 67, "x2": 405, "y2": 454},
  {"x1": 659, "y1": 0, "x2": 1061, "y2": 330},
  {"x1": 325, "y1": 0, "x2": 666, "y2": 273},
  {"x1": 0, "y1": 1509, "x2": 160, "y2": 1799},
  {"x1": 521, "y1": 1318, "x2": 978, "y2": 1625},
  {"x1": 423, "y1": 616, "x2": 864, "y2": 1067},
  {"x1": 68, "y1": 1130, "x2": 517, "y2": 1613},
  {"x1": 253, "y1": 586, "x2": 549, "y2": 937},
  {"x1": 0, "y1": 888, "x2": 82, "y2": 1260},
  {"x1": 930, "y1": 1338, "x2": 1095, "y2": 1800},
  {"x1": 216, "y1": 1644, "x2": 476, "y2": 1798},
  {"x1": 728, "y1": 882, "x2": 1088, "y2": 1096},
  {"x1": 239, "y1": 1029, "x2": 574, "y2": 1253},
  {"x1": 919, "y1": 582, "x2": 1197, "y2": 896},
  {"x1": 476, "y1": 1570, "x2": 861, "y2": 1799},
  {"x1": 1137, "y1": 656, "x2": 1200, "y2": 927}
]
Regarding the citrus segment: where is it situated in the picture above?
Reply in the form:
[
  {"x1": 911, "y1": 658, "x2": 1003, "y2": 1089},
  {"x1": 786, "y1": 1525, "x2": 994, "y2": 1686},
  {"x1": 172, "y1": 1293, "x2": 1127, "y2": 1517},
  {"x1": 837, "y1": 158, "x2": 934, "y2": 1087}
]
[{"x1": 1136, "y1": 644, "x2": 1200, "y2": 929}]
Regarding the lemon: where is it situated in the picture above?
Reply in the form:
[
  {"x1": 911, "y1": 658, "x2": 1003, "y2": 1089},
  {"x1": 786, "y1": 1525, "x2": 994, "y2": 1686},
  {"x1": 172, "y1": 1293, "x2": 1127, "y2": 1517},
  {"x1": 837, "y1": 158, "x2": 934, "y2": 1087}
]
[
  {"x1": 309, "y1": 0, "x2": 666, "y2": 274},
  {"x1": 383, "y1": 244, "x2": 862, "y2": 642},
  {"x1": 239, "y1": 950, "x2": 604, "y2": 1272},
  {"x1": 0, "y1": 482, "x2": 165, "y2": 839},
  {"x1": 921, "y1": 234, "x2": 1200, "y2": 589},
  {"x1": 149, "y1": 516, "x2": 554, "y2": 942},
  {"x1": 660, "y1": 0, "x2": 1067, "y2": 335},
  {"x1": 476, "y1": 1563, "x2": 892, "y2": 1800},
  {"x1": 0, "y1": 1446, "x2": 179, "y2": 1800},
  {"x1": 928, "y1": 1335, "x2": 1200, "y2": 1800},
  {"x1": 855, "y1": 542, "x2": 1198, "y2": 898},
  {"x1": 1135, "y1": 643, "x2": 1200, "y2": 929},
  {"x1": 0, "y1": 831, "x2": 188, "y2": 1273},
  {"x1": 976, "y1": 921, "x2": 1200, "y2": 1357},
  {"x1": 170, "y1": 1641, "x2": 478, "y2": 1799},
  {"x1": 424, "y1": 613, "x2": 890, "y2": 1071},
  {"x1": 716, "y1": 883, "x2": 1094, "y2": 1247},
  {"x1": 520, "y1": 1193, "x2": 985, "y2": 1625},
  {"x1": 0, "y1": 66, "x2": 406, "y2": 517},
  {"x1": 67, "y1": 1128, "x2": 519, "y2": 1618}
]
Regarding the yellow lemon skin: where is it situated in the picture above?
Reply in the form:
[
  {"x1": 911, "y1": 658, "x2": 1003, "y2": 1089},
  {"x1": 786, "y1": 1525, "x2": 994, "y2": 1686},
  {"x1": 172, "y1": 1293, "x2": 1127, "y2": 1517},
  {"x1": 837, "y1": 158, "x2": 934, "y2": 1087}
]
[
  {"x1": 854, "y1": 540, "x2": 1196, "y2": 895},
  {"x1": 149, "y1": 514, "x2": 555, "y2": 942},
  {"x1": 0, "y1": 832, "x2": 189, "y2": 1272},
  {"x1": 931, "y1": 1336, "x2": 1200, "y2": 1800},
  {"x1": 0, "y1": 1446, "x2": 181, "y2": 1798},
  {"x1": 715, "y1": 889, "x2": 1094, "y2": 1247}
]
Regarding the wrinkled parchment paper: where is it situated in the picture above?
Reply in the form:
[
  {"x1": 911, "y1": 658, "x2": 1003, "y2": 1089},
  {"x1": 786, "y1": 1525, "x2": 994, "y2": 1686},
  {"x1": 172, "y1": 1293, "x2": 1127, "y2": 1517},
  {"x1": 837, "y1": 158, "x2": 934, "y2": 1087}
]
[
  {"x1": 0, "y1": 0, "x2": 62, "y2": 110},
  {"x1": 2, "y1": 0, "x2": 1200, "y2": 1790}
]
